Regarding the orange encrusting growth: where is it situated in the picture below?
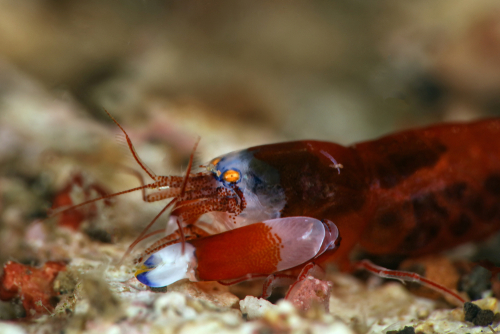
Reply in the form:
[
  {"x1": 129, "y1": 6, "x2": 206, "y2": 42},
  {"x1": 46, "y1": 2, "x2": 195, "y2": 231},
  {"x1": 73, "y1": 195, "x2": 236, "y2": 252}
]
[
  {"x1": 191, "y1": 222, "x2": 283, "y2": 281},
  {"x1": 0, "y1": 261, "x2": 67, "y2": 316}
]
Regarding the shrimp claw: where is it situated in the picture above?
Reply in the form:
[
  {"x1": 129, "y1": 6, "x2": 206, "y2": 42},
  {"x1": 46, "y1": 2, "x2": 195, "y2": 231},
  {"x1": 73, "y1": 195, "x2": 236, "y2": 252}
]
[{"x1": 135, "y1": 217, "x2": 339, "y2": 288}]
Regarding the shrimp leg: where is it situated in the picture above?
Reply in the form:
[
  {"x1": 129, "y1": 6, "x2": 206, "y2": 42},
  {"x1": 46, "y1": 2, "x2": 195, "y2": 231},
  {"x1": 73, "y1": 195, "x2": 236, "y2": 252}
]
[
  {"x1": 170, "y1": 187, "x2": 245, "y2": 224},
  {"x1": 260, "y1": 262, "x2": 326, "y2": 299},
  {"x1": 354, "y1": 259, "x2": 466, "y2": 306},
  {"x1": 133, "y1": 224, "x2": 211, "y2": 264}
]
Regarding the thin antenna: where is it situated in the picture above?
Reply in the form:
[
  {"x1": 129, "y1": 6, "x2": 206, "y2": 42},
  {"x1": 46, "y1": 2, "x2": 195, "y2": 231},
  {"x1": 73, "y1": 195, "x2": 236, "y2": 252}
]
[
  {"x1": 178, "y1": 137, "x2": 201, "y2": 254},
  {"x1": 104, "y1": 109, "x2": 157, "y2": 181}
]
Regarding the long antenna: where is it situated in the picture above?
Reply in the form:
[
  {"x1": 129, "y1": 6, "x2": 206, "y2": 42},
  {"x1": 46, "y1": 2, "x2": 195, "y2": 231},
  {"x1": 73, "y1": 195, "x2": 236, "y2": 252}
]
[
  {"x1": 118, "y1": 137, "x2": 202, "y2": 263},
  {"x1": 103, "y1": 109, "x2": 157, "y2": 181}
]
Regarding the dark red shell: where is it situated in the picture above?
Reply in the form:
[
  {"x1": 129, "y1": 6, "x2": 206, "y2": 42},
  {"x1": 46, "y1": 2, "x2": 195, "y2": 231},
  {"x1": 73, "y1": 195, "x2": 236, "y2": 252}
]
[{"x1": 249, "y1": 118, "x2": 500, "y2": 264}]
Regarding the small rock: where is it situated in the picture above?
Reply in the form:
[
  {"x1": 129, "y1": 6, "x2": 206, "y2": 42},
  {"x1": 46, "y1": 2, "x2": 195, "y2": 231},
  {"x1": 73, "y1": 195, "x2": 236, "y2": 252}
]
[
  {"x1": 286, "y1": 276, "x2": 332, "y2": 312},
  {"x1": 0, "y1": 322, "x2": 26, "y2": 334},
  {"x1": 239, "y1": 296, "x2": 276, "y2": 320},
  {"x1": 464, "y1": 301, "x2": 480, "y2": 321},
  {"x1": 387, "y1": 326, "x2": 415, "y2": 334},
  {"x1": 168, "y1": 280, "x2": 239, "y2": 309},
  {"x1": 473, "y1": 309, "x2": 495, "y2": 326},
  {"x1": 464, "y1": 301, "x2": 495, "y2": 326}
]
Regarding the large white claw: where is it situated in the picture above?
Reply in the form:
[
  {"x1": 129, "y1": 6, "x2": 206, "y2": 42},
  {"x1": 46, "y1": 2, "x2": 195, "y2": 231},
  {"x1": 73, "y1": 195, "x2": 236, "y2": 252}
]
[
  {"x1": 268, "y1": 217, "x2": 339, "y2": 271},
  {"x1": 135, "y1": 243, "x2": 197, "y2": 288},
  {"x1": 315, "y1": 219, "x2": 339, "y2": 258}
]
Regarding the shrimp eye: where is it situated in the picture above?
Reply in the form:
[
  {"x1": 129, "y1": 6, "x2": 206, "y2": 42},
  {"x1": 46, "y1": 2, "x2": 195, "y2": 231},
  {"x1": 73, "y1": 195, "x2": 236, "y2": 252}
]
[
  {"x1": 207, "y1": 157, "x2": 222, "y2": 173},
  {"x1": 210, "y1": 158, "x2": 221, "y2": 167},
  {"x1": 223, "y1": 170, "x2": 240, "y2": 183}
]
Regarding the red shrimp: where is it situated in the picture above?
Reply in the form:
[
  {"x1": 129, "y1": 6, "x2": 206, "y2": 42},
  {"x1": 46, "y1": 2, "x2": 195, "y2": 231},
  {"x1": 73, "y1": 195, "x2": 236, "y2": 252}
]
[{"x1": 52, "y1": 115, "x2": 500, "y2": 304}]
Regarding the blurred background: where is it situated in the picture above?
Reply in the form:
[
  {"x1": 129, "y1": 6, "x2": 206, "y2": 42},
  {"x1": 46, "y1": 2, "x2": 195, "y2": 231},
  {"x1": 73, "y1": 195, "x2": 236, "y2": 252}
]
[{"x1": 2, "y1": 0, "x2": 500, "y2": 278}]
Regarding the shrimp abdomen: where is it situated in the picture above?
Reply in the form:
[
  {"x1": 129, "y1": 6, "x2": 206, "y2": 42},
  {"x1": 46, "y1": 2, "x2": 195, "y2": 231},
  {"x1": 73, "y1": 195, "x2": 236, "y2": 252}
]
[{"x1": 357, "y1": 118, "x2": 500, "y2": 256}]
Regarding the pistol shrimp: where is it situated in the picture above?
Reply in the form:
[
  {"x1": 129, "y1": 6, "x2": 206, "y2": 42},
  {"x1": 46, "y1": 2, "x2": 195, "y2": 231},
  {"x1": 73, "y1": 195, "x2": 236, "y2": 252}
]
[{"x1": 52, "y1": 114, "x2": 500, "y2": 305}]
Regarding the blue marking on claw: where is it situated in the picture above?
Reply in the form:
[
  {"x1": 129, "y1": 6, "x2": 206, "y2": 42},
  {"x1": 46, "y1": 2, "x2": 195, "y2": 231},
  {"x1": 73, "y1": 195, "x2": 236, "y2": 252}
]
[
  {"x1": 136, "y1": 271, "x2": 153, "y2": 287},
  {"x1": 144, "y1": 253, "x2": 161, "y2": 268}
]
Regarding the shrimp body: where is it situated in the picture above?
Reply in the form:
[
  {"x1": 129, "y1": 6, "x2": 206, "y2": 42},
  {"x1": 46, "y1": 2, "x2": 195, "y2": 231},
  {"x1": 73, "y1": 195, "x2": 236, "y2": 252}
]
[
  {"x1": 136, "y1": 118, "x2": 500, "y2": 288},
  {"x1": 211, "y1": 118, "x2": 500, "y2": 259},
  {"x1": 55, "y1": 113, "x2": 500, "y2": 293},
  {"x1": 357, "y1": 119, "x2": 500, "y2": 257}
]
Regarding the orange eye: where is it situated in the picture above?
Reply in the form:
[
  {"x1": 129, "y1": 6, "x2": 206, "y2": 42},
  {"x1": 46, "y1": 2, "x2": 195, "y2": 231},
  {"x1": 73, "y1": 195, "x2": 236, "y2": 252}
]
[
  {"x1": 210, "y1": 158, "x2": 221, "y2": 167},
  {"x1": 207, "y1": 158, "x2": 222, "y2": 173},
  {"x1": 223, "y1": 170, "x2": 240, "y2": 183}
]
